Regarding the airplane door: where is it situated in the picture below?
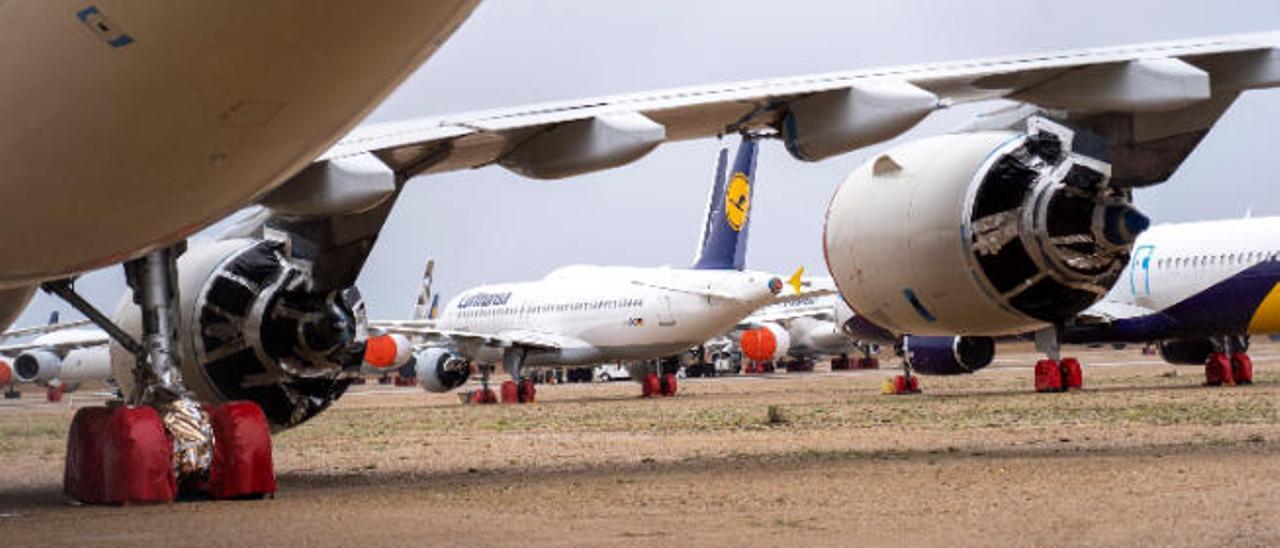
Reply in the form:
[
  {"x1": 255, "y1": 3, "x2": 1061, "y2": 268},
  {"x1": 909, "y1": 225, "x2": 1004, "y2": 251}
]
[{"x1": 658, "y1": 295, "x2": 677, "y2": 327}]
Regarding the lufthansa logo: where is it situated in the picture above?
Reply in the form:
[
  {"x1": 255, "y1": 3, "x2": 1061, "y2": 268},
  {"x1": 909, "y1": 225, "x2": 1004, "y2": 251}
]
[{"x1": 725, "y1": 172, "x2": 751, "y2": 231}]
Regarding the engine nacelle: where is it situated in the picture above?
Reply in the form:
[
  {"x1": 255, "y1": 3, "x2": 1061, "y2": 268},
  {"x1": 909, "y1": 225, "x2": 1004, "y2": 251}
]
[
  {"x1": 415, "y1": 347, "x2": 471, "y2": 393},
  {"x1": 740, "y1": 323, "x2": 791, "y2": 361},
  {"x1": 363, "y1": 334, "x2": 413, "y2": 371},
  {"x1": 903, "y1": 335, "x2": 996, "y2": 375},
  {"x1": 1157, "y1": 338, "x2": 1217, "y2": 365},
  {"x1": 14, "y1": 349, "x2": 60, "y2": 383},
  {"x1": 0, "y1": 359, "x2": 11, "y2": 385},
  {"x1": 112, "y1": 239, "x2": 367, "y2": 430},
  {"x1": 59, "y1": 346, "x2": 111, "y2": 385},
  {"x1": 825, "y1": 117, "x2": 1145, "y2": 336}
]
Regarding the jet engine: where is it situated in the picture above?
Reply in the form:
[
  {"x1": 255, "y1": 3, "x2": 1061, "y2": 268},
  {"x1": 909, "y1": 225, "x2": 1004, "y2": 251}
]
[
  {"x1": 903, "y1": 335, "x2": 996, "y2": 375},
  {"x1": 14, "y1": 349, "x2": 60, "y2": 383},
  {"x1": 740, "y1": 323, "x2": 791, "y2": 361},
  {"x1": 415, "y1": 347, "x2": 471, "y2": 393},
  {"x1": 1156, "y1": 338, "x2": 1221, "y2": 365},
  {"x1": 362, "y1": 334, "x2": 414, "y2": 371},
  {"x1": 111, "y1": 238, "x2": 368, "y2": 429},
  {"x1": 825, "y1": 117, "x2": 1146, "y2": 336}
]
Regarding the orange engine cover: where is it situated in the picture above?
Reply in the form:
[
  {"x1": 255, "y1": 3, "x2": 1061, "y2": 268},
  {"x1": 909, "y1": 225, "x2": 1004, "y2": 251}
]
[{"x1": 740, "y1": 327, "x2": 778, "y2": 362}]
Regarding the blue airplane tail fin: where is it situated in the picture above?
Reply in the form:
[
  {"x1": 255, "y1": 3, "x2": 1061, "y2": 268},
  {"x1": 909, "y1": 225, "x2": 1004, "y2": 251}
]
[
  {"x1": 47, "y1": 311, "x2": 59, "y2": 325},
  {"x1": 692, "y1": 136, "x2": 759, "y2": 270}
]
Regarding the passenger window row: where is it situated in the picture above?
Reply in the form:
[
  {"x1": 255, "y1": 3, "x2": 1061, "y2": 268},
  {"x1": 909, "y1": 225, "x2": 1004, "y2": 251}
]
[{"x1": 1155, "y1": 250, "x2": 1279, "y2": 269}]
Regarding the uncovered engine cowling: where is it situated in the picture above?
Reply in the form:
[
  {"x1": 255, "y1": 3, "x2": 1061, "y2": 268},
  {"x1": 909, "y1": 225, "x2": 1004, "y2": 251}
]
[
  {"x1": 903, "y1": 335, "x2": 996, "y2": 375},
  {"x1": 415, "y1": 347, "x2": 471, "y2": 393},
  {"x1": 1156, "y1": 338, "x2": 1221, "y2": 365},
  {"x1": 111, "y1": 239, "x2": 368, "y2": 430},
  {"x1": 825, "y1": 117, "x2": 1146, "y2": 336}
]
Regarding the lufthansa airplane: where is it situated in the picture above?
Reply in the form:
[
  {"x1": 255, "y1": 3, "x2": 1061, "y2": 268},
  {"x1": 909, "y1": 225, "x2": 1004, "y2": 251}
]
[{"x1": 376, "y1": 137, "x2": 801, "y2": 401}]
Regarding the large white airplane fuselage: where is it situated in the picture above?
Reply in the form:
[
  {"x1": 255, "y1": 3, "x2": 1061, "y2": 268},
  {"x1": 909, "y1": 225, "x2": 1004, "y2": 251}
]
[
  {"x1": 437, "y1": 265, "x2": 780, "y2": 366},
  {"x1": 1069, "y1": 216, "x2": 1280, "y2": 341},
  {"x1": 0, "y1": 2, "x2": 480, "y2": 325}
]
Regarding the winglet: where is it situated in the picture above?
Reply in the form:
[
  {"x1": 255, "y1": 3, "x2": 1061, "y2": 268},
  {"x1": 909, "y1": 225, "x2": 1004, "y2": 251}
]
[{"x1": 787, "y1": 266, "x2": 805, "y2": 295}]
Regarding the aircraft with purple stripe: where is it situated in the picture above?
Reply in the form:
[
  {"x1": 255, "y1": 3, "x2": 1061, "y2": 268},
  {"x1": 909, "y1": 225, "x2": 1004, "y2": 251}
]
[
  {"x1": 1059, "y1": 215, "x2": 1280, "y2": 382},
  {"x1": 840, "y1": 216, "x2": 1280, "y2": 389}
]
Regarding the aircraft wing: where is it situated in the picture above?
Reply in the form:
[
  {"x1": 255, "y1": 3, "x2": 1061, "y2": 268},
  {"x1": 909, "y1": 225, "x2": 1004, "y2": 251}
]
[
  {"x1": 0, "y1": 333, "x2": 110, "y2": 356},
  {"x1": 371, "y1": 323, "x2": 565, "y2": 351},
  {"x1": 0, "y1": 320, "x2": 93, "y2": 342},
  {"x1": 1073, "y1": 300, "x2": 1159, "y2": 324},
  {"x1": 319, "y1": 31, "x2": 1280, "y2": 186}
]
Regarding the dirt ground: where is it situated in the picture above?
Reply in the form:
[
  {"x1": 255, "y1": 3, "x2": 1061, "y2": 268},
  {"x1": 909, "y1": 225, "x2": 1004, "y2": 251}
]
[{"x1": 1, "y1": 343, "x2": 1278, "y2": 547}]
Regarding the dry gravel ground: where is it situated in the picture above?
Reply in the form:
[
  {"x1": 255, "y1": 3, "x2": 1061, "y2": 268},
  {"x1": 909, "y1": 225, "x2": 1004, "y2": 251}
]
[{"x1": 1, "y1": 343, "x2": 1278, "y2": 547}]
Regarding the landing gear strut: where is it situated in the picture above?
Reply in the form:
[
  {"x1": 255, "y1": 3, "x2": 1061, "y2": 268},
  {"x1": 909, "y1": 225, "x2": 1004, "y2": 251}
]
[
  {"x1": 884, "y1": 340, "x2": 921, "y2": 395},
  {"x1": 47, "y1": 244, "x2": 275, "y2": 503},
  {"x1": 497, "y1": 347, "x2": 535, "y2": 404},
  {"x1": 1032, "y1": 326, "x2": 1083, "y2": 393},
  {"x1": 467, "y1": 364, "x2": 498, "y2": 404}
]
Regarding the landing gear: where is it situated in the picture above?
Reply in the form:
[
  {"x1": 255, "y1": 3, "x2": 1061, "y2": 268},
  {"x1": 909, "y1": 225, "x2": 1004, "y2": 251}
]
[
  {"x1": 1033, "y1": 326, "x2": 1083, "y2": 393},
  {"x1": 46, "y1": 245, "x2": 275, "y2": 503},
  {"x1": 500, "y1": 378, "x2": 537, "y2": 404},
  {"x1": 45, "y1": 384, "x2": 64, "y2": 402},
  {"x1": 1205, "y1": 336, "x2": 1252, "y2": 386},
  {"x1": 639, "y1": 360, "x2": 678, "y2": 397},
  {"x1": 465, "y1": 364, "x2": 498, "y2": 404},
  {"x1": 494, "y1": 348, "x2": 535, "y2": 404},
  {"x1": 884, "y1": 341, "x2": 922, "y2": 395},
  {"x1": 4, "y1": 384, "x2": 20, "y2": 399}
]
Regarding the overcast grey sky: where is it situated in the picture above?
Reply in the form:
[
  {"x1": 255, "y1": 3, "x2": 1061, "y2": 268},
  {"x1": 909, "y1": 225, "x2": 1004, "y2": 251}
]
[{"x1": 15, "y1": 0, "x2": 1280, "y2": 328}]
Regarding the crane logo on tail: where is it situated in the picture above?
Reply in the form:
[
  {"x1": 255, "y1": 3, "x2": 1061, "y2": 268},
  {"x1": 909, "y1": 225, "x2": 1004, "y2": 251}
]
[{"x1": 725, "y1": 172, "x2": 751, "y2": 231}]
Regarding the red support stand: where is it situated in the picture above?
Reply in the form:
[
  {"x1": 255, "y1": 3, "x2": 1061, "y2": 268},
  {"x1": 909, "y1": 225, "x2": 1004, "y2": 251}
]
[
  {"x1": 1035, "y1": 359, "x2": 1064, "y2": 393},
  {"x1": 64, "y1": 405, "x2": 177, "y2": 504},
  {"x1": 518, "y1": 379, "x2": 537, "y2": 403},
  {"x1": 659, "y1": 373, "x2": 678, "y2": 397},
  {"x1": 1061, "y1": 358, "x2": 1083, "y2": 390},
  {"x1": 207, "y1": 402, "x2": 276, "y2": 500},
  {"x1": 641, "y1": 372, "x2": 660, "y2": 397},
  {"x1": 500, "y1": 380, "x2": 519, "y2": 404},
  {"x1": 1230, "y1": 353, "x2": 1253, "y2": 385},
  {"x1": 1205, "y1": 352, "x2": 1233, "y2": 386}
]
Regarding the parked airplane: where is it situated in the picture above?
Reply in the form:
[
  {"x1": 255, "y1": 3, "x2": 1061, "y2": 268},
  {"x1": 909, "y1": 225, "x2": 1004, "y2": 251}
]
[
  {"x1": 842, "y1": 216, "x2": 1280, "y2": 392},
  {"x1": 16, "y1": 27, "x2": 1280, "y2": 503},
  {"x1": 732, "y1": 278, "x2": 877, "y2": 371},
  {"x1": 0, "y1": 313, "x2": 110, "y2": 401},
  {"x1": 376, "y1": 137, "x2": 795, "y2": 402}
]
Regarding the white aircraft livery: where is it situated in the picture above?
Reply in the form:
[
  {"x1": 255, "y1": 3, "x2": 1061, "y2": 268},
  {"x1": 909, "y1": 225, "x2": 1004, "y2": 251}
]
[{"x1": 378, "y1": 137, "x2": 789, "y2": 398}]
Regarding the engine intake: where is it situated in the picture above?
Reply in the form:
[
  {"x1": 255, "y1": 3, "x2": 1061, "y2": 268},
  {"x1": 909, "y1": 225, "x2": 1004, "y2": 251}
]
[
  {"x1": 903, "y1": 336, "x2": 996, "y2": 375},
  {"x1": 825, "y1": 117, "x2": 1145, "y2": 336},
  {"x1": 415, "y1": 347, "x2": 471, "y2": 393},
  {"x1": 14, "y1": 349, "x2": 60, "y2": 383}
]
